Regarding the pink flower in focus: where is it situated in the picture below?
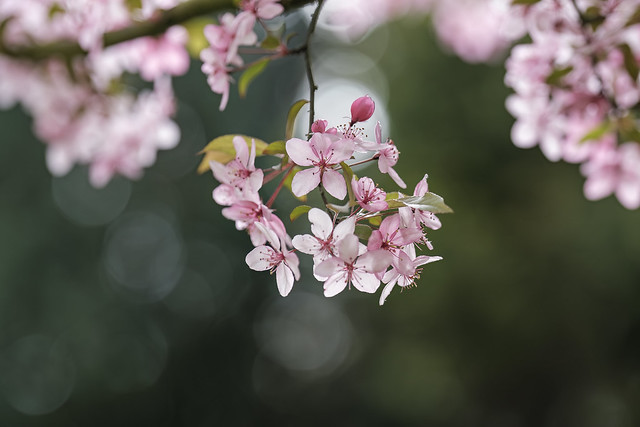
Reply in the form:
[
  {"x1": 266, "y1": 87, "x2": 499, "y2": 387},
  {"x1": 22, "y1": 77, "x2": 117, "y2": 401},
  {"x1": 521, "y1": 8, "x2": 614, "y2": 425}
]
[
  {"x1": 398, "y1": 174, "x2": 441, "y2": 231},
  {"x1": 379, "y1": 253, "x2": 442, "y2": 306},
  {"x1": 246, "y1": 224, "x2": 300, "y2": 297},
  {"x1": 350, "y1": 95, "x2": 375, "y2": 124},
  {"x1": 286, "y1": 133, "x2": 355, "y2": 199},
  {"x1": 373, "y1": 121, "x2": 406, "y2": 188},
  {"x1": 292, "y1": 208, "x2": 356, "y2": 265},
  {"x1": 315, "y1": 234, "x2": 392, "y2": 297},
  {"x1": 352, "y1": 176, "x2": 388, "y2": 212}
]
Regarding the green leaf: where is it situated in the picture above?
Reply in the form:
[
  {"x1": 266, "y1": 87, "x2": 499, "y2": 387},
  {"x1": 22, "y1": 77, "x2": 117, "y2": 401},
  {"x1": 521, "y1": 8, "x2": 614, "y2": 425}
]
[
  {"x1": 545, "y1": 66, "x2": 574, "y2": 86},
  {"x1": 263, "y1": 140, "x2": 286, "y2": 156},
  {"x1": 619, "y1": 43, "x2": 639, "y2": 82},
  {"x1": 340, "y1": 162, "x2": 357, "y2": 207},
  {"x1": 368, "y1": 216, "x2": 382, "y2": 226},
  {"x1": 197, "y1": 135, "x2": 268, "y2": 174},
  {"x1": 511, "y1": 0, "x2": 541, "y2": 4},
  {"x1": 626, "y1": 7, "x2": 640, "y2": 27},
  {"x1": 290, "y1": 205, "x2": 311, "y2": 222},
  {"x1": 285, "y1": 99, "x2": 309, "y2": 140},
  {"x1": 397, "y1": 192, "x2": 453, "y2": 214},
  {"x1": 580, "y1": 121, "x2": 612, "y2": 143},
  {"x1": 354, "y1": 224, "x2": 372, "y2": 240},
  {"x1": 261, "y1": 35, "x2": 280, "y2": 50},
  {"x1": 238, "y1": 58, "x2": 270, "y2": 98},
  {"x1": 182, "y1": 17, "x2": 216, "y2": 58}
]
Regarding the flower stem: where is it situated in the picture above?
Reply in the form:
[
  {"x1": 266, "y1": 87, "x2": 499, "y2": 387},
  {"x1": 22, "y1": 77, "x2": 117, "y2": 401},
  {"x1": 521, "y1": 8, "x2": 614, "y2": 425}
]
[{"x1": 266, "y1": 165, "x2": 295, "y2": 208}]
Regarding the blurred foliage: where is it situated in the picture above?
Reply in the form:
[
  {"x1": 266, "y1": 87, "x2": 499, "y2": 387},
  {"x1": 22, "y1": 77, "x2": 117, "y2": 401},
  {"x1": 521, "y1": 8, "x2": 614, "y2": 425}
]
[{"x1": 1, "y1": 14, "x2": 640, "y2": 427}]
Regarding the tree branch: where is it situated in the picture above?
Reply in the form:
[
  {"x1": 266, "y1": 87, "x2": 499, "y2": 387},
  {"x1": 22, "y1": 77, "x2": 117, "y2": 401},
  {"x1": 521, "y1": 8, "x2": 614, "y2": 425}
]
[{"x1": 0, "y1": 0, "x2": 315, "y2": 60}]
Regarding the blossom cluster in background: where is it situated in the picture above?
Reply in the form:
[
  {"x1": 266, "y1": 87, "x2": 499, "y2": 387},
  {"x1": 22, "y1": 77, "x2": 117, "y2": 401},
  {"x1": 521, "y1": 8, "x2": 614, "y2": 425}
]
[
  {"x1": 208, "y1": 96, "x2": 447, "y2": 304},
  {"x1": 0, "y1": 0, "x2": 190, "y2": 187}
]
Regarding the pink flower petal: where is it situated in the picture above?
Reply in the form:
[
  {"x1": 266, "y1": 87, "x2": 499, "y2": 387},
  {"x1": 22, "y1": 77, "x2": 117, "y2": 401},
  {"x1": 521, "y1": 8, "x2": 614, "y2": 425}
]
[
  {"x1": 308, "y1": 208, "x2": 333, "y2": 240},
  {"x1": 276, "y1": 263, "x2": 294, "y2": 297},
  {"x1": 291, "y1": 167, "x2": 321, "y2": 197},
  {"x1": 245, "y1": 246, "x2": 275, "y2": 271},
  {"x1": 351, "y1": 270, "x2": 380, "y2": 293},
  {"x1": 315, "y1": 257, "x2": 344, "y2": 278},
  {"x1": 292, "y1": 234, "x2": 321, "y2": 255},
  {"x1": 286, "y1": 138, "x2": 315, "y2": 166},
  {"x1": 322, "y1": 168, "x2": 347, "y2": 199},
  {"x1": 323, "y1": 271, "x2": 349, "y2": 297},
  {"x1": 337, "y1": 235, "x2": 359, "y2": 264}
]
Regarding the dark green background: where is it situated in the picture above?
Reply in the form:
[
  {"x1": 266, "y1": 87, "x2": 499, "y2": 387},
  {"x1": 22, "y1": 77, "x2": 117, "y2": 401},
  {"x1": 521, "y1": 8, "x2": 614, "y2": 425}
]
[{"x1": 1, "y1": 15, "x2": 639, "y2": 427}]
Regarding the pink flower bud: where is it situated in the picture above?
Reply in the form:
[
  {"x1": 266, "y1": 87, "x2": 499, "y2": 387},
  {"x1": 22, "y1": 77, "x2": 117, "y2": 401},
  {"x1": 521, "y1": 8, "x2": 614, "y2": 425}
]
[
  {"x1": 311, "y1": 119, "x2": 328, "y2": 133},
  {"x1": 350, "y1": 95, "x2": 375, "y2": 124}
]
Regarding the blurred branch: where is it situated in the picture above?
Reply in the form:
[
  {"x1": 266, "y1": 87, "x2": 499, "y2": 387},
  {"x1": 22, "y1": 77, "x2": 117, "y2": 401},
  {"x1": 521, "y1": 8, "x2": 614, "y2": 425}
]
[{"x1": 0, "y1": 0, "x2": 315, "y2": 60}]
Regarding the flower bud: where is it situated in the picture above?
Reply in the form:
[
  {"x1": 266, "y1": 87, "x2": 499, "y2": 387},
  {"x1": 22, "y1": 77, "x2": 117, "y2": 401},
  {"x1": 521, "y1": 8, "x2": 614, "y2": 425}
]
[
  {"x1": 311, "y1": 119, "x2": 328, "y2": 133},
  {"x1": 350, "y1": 95, "x2": 375, "y2": 124}
]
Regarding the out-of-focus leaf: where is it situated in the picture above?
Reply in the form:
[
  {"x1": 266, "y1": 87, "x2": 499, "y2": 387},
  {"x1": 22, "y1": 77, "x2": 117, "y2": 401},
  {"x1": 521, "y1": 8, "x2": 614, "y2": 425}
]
[
  {"x1": 183, "y1": 17, "x2": 216, "y2": 58},
  {"x1": 286, "y1": 99, "x2": 308, "y2": 140},
  {"x1": 261, "y1": 35, "x2": 280, "y2": 50},
  {"x1": 626, "y1": 7, "x2": 640, "y2": 27},
  {"x1": 511, "y1": 0, "x2": 541, "y2": 4},
  {"x1": 263, "y1": 140, "x2": 286, "y2": 156},
  {"x1": 238, "y1": 58, "x2": 270, "y2": 98},
  {"x1": 290, "y1": 205, "x2": 311, "y2": 222},
  {"x1": 355, "y1": 224, "x2": 372, "y2": 240},
  {"x1": 397, "y1": 192, "x2": 453, "y2": 214},
  {"x1": 619, "y1": 43, "x2": 639, "y2": 82},
  {"x1": 545, "y1": 66, "x2": 573, "y2": 86},
  {"x1": 580, "y1": 121, "x2": 612, "y2": 143},
  {"x1": 197, "y1": 135, "x2": 267, "y2": 174}
]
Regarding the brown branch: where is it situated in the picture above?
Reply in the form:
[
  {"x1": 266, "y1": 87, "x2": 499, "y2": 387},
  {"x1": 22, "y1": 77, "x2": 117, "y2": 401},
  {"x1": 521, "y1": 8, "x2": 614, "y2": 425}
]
[{"x1": 0, "y1": 0, "x2": 315, "y2": 60}]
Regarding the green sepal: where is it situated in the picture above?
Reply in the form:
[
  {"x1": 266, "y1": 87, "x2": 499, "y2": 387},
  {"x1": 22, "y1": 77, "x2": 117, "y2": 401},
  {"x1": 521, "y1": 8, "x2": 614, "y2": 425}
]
[
  {"x1": 238, "y1": 58, "x2": 270, "y2": 98},
  {"x1": 290, "y1": 205, "x2": 312, "y2": 222},
  {"x1": 197, "y1": 134, "x2": 268, "y2": 174},
  {"x1": 285, "y1": 99, "x2": 309, "y2": 140}
]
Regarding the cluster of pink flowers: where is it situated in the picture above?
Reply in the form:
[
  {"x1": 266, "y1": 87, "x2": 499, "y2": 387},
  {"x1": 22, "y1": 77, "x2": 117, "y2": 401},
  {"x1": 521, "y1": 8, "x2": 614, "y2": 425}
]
[
  {"x1": 199, "y1": 0, "x2": 284, "y2": 111},
  {"x1": 209, "y1": 96, "x2": 446, "y2": 304},
  {"x1": 0, "y1": 0, "x2": 190, "y2": 187},
  {"x1": 504, "y1": 0, "x2": 640, "y2": 209}
]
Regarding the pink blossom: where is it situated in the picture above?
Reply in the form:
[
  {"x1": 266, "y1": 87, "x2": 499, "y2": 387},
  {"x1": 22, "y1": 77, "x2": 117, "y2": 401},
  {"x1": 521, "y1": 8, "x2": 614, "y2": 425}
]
[
  {"x1": 373, "y1": 121, "x2": 406, "y2": 188},
  {"x1": 367, "y1": 214, "x2": 424, "y2": 276},
  {"x1": 286, "y1": 133, "x2": 355, "y2": 199},
  {"x1": 352, "y1": 177, "x2": 388, "y2": 212},
  {"x1": 379, "y1": 253, "x2": 442, "y2": 306},
  {"x1": 582, "y1": 142, "x2": 640, "y2": 209},
  {"x1": 240, "y1": 0, "x2": 284, "y2": 20},
  {"x1": 292, "y1": 208, "x2": 356, "y2": 265},
  {"x1": 222, "y1": 200, "x2": 288, "y2": 246},
  {"x1": 245, "y1": 224, "x2": 300, "y2": 297},
  {"x1": 350, "y1": 95, "x2": 375, "y2": 124},
  {"x1": 398, "y1": 174, "x2": 441, "y2": 231},
  {"x1": 315, "y1": 234, "x2": 392, "y2": 297}
]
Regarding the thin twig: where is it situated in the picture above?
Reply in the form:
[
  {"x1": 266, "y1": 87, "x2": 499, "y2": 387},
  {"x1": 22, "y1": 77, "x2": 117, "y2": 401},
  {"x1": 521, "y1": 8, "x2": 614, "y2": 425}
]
[{"x1": 303, "y1": 0, "x2": 325, "y2": 134}]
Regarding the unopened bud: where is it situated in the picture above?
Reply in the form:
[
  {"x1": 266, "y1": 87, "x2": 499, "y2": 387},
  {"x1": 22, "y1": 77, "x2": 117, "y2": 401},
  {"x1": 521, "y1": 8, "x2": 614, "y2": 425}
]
[
  {"x1": 350, "y1": 95, "x2": 375, "y2": 124},
  {"x1": 311, "y1": 119, "x2": 328, "y2": 133}
]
